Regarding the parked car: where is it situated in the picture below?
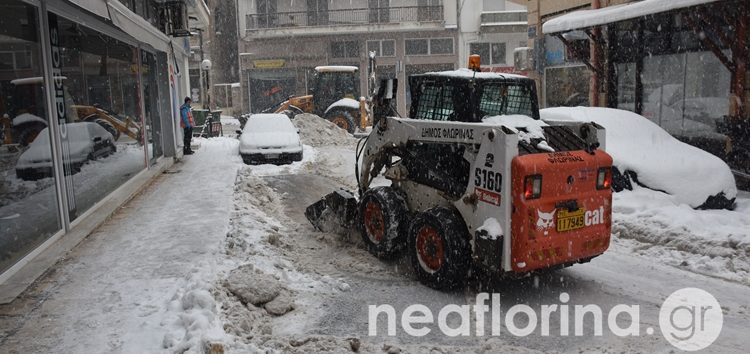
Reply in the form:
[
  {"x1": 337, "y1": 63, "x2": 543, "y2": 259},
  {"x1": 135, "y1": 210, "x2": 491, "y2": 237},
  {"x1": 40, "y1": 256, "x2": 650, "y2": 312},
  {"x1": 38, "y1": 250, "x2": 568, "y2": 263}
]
[
  {"x1": 15, "y1": 122, "x2": 116, "y2": 180},
  {"x1": 238, "y1": 113, "x2": 303, "y2": 165},
  {"x1": 540, "y1": 107, "x2": 737, "y2": 209}
]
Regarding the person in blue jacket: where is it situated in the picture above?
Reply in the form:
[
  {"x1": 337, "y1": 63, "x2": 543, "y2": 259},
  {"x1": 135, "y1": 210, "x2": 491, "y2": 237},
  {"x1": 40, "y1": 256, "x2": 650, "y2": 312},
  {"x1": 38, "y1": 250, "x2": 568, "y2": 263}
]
[{"x1": 180, "y1": 97, "x2": 195, "y2": 155}]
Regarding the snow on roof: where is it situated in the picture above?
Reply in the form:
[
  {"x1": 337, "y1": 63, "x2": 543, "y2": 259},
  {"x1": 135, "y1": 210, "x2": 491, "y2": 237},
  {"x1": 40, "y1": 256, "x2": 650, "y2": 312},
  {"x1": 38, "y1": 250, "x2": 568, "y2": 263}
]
[
  {"x1": 246, "y1": 113, "x2": 295, "y2": 133},
  {"x1": 543, "y1": 0, "x2": 718, "y2": 34},
  {"x1": 315, "y1": 66, "x2": 358, "y2": 73},
  {"x1": 424, "y1": 68, "x2": 528, "y2": 80}
]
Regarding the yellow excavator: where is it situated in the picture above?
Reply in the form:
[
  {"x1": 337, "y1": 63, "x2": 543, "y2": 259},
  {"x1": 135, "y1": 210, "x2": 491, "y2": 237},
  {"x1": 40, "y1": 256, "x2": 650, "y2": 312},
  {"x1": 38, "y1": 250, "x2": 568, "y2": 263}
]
[
  {"x1": 1, "y1": 77, "x2": 142, "y2": 148},
  {"x1": 262, "y1": 65, "x2": 372, "y2": 134}
]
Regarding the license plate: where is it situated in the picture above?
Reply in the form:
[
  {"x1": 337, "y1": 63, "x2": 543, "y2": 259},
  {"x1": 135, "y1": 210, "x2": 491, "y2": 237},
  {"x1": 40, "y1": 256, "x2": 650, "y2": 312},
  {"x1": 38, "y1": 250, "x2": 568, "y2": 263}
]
[
  {"x1": 265, "y1": 153, "x2": 280, "y2": 159},
  {"x1": 557, "y1": 208, "x2": 585, "y2": 232}
]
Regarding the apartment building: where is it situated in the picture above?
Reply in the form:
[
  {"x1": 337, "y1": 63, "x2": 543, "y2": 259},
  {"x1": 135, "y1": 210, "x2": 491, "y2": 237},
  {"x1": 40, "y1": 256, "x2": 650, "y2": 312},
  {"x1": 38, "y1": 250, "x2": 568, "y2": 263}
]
[
  {"x1": 237, "y1": 0, "x2": 456, "y2": 115},
  {"x1": 456, "y1": 0, "x2": 528, "y2": 71}
]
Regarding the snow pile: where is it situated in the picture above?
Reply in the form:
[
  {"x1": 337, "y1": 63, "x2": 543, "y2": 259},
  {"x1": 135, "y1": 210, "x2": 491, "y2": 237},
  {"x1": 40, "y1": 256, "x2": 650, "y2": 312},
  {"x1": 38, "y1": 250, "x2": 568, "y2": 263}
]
[
  {"x1": 540, "y1": 107, "x2": 737, "y2": 207},
  {"x1": 292, "y1": 113, "x2": 357, "y2": 147},
  {"x1": 483, "y1": 114, "x2": 554, "y2": 151},
  {"x1": 219, "y1": 170, "x2": 366, "y2": 352},
  {"x1": 612, "y1": 186, "x2": 750, "y2": 284},
  {"x1": 162, "y1": 264, "x2": 230, "y2": 354},
  {"x1": 224, "y1": 264, "x2": 296, "y2": 316}
]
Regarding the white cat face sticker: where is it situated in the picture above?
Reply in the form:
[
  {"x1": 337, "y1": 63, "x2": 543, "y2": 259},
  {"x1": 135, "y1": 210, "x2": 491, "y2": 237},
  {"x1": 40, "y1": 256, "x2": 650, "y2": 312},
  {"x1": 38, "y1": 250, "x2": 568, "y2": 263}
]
[{"x1": 536, "y1": 208, "x2": 556, "y2": 235}]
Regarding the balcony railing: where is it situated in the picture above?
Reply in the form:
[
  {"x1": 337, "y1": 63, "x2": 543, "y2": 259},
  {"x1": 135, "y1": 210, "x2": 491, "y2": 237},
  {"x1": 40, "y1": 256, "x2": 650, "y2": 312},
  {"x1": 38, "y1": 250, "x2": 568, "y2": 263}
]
[
  {"x1": 246, "y1": 6, "x2": 443, "y2": 30},
  {"x1": 481, "y1": 10, "x2": 528, "y2": 25}
]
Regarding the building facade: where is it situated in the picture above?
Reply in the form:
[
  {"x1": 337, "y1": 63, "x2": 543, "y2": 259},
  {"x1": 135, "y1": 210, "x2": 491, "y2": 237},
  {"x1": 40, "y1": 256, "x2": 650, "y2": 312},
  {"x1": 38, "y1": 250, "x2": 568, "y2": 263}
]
[
  {"x1": 0, "y1": 0, "x2": 208, "y2": 302},
  {"x1": 206, "y1": 0, "x2": 241, "y2": 115},
  {"x1": 237, "y1": 0, "x2": 460, "y2": 115},
  {"x1": 456, "y1": 0, "x2": 528, "y2": 71},
  {"x1": 518, "y1": 0, "x2": 749, "y2": 187},
  {"x1": 237, "y1": 0, "x2": 528, "y2": 116}
]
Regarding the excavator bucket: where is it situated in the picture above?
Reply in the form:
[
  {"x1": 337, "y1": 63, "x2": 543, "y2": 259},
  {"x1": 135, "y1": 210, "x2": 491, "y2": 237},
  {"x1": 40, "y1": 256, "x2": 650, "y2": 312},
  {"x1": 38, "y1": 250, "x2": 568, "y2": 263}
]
[{"x1": 305, "y1": 189, "x2": 358, "y2": 232}]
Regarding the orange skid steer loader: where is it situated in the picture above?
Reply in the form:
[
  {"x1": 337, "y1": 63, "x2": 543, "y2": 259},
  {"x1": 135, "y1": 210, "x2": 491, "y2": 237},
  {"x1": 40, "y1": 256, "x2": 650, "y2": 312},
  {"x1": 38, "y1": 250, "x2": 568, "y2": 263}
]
[{"x1": 306, "y1": 57, "x2": 613, "y2": 290}]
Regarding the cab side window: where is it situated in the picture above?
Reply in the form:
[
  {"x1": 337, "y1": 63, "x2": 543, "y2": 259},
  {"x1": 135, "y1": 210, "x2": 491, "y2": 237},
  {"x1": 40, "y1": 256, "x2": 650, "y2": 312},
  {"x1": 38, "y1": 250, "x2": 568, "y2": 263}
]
[
  {"x1": 479, "y1": 83, "x2": 534, "y2": 118},
  {"x1": 414, "y1": 82, "x2": 454, "y2": 121}
]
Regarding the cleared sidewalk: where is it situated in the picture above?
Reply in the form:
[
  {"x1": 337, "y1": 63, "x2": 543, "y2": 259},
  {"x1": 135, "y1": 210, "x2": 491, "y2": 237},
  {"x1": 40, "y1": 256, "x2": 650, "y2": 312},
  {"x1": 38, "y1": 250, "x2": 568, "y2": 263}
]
[{"x1": 0, "y1": 137, "x2": 240, "y2": 353}]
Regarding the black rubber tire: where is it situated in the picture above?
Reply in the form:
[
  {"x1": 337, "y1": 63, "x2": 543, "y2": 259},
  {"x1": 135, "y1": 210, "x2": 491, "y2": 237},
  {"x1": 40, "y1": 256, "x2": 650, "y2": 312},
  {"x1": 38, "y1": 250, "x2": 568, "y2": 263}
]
[
  {"x1": 83, "y1": 114, "x2": 121, "y2": 141},
  {"x1": 105, "y1": 142, "x2": 117, "y2": 157},
  {"x1": 610, "y1": 166, "x2": 632, "y2": 192},
  {"x1": 283, "y1": 105, "x2": 304, "y2": 120},
  {"x1": 325, "y1": 110, "x2": 357, "y2": 134},
  {"x1": 358, "y1": 186, "x2": 409, "y2": 259},
  {"x1": 408, "y1": 207, "x2": 471, "y2": 290},
  {"x1": 96, "y1": 119, "x2": 121, "y2": 141}
]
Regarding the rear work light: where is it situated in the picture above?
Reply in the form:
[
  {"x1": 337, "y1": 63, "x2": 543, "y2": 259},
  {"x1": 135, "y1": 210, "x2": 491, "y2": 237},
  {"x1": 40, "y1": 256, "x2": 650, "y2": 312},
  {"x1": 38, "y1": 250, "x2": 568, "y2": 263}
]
[
  {"x1": 524, "y1": 175, "x2": 542, "y2": 199},
  {"x1": 597, "y1": 167, "x2": 612, "y2": 190}
]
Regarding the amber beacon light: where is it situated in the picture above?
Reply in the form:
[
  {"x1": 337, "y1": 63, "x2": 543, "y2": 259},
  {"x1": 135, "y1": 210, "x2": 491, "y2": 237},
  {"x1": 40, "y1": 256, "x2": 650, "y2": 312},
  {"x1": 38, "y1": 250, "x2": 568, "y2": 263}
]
[{"x1": 468, "y1": 54, "x2": 481, "y2": 71}]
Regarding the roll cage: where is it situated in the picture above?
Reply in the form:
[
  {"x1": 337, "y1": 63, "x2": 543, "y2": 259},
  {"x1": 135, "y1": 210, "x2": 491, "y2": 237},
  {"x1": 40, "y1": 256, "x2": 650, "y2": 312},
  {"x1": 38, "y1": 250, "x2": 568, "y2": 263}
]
[{"x1": 407, "y1": 74, "x2": 540, "y2": 122}]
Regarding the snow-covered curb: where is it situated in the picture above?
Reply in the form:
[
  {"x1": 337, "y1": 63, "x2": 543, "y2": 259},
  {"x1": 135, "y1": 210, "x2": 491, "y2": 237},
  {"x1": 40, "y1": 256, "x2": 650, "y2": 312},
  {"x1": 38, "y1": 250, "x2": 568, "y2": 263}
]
[{"x1": 612, "y1": 186, "x2": 750, "y2": 284}]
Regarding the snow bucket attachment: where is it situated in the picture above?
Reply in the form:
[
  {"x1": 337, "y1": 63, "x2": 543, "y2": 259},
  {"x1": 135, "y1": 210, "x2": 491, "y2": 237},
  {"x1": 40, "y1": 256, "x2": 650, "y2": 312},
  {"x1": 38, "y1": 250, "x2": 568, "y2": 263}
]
[{"x1": 305, "y1": 189, "x2": 358, "y2": 232}]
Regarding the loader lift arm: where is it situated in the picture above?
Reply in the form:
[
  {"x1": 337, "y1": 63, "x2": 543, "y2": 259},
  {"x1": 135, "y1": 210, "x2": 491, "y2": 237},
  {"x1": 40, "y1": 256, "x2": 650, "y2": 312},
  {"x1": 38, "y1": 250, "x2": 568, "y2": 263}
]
[{"x1": 73, "y1": 105, "x2": 142, "y2": 143}]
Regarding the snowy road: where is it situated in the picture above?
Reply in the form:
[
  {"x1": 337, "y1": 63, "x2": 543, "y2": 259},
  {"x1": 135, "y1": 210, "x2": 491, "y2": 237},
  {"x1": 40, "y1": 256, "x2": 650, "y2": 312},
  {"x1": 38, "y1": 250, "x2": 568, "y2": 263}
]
[{"x1": 253, "y1": 172, "x2": 750, "y2": 353}]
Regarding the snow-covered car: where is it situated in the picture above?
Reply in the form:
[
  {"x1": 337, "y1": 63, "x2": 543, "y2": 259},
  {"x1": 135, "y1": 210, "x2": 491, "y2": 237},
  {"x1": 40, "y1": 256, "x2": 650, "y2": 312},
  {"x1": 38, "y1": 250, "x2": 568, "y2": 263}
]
[
  {"x1": 239, "y1": 113, "x2": 303, "y2": 164},
  {"x1": 15, "y1": 122, "x2": 116, "y2": 180},
  {"x1": 540, "y1": 107, "x2": 737, "y2": 209}
]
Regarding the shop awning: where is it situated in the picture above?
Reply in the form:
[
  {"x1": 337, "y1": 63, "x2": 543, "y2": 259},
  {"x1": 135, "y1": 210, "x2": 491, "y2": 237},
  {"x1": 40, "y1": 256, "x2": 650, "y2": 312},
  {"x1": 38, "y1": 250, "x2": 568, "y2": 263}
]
[
  {"x1": 106, "y1": 0, "x2": 173, "y2": 53},
  {"x1": 68, "y1": 0, "x2": 110, "y2": 19},
  {"x1": 543, "y1": 0, "x2": 719, "y2": 34}
]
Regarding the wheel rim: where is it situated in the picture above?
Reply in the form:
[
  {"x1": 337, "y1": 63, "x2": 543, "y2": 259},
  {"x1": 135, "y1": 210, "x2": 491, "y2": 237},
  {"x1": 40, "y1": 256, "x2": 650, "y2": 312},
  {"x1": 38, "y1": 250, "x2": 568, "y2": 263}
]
[
  {"x1": 415, "y1": 225, "x2": 445, "y2": 273},
  {"x1": 331, "y1": 116, "x2": 350, "y2": 131},
  {"x1": 363, "y1": 200, "x2": 385, "y2": 244}
]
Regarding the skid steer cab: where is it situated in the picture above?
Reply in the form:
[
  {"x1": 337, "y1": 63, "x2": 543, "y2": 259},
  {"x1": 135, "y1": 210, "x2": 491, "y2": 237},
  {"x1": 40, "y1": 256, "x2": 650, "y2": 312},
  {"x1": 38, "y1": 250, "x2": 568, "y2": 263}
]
[{"x1": 306, "y1": 64, "x2": 613, "y2": 290}]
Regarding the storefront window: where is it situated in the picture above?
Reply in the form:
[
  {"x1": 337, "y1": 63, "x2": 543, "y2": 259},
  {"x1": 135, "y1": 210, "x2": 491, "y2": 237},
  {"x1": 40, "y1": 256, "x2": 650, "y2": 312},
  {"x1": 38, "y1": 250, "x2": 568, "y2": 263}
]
[
  {"x1": 248, "y1": 71, "x2": 297, "y2": 113},
  {"x1": 544, "y1": 65, "x2": 590, "y2": 107},
  {"x1": 641, "y1": 51, "x2": 730, "y2": 156},
  {"x1": 49, "y1": 13, "x2": 147, "y2": 220},
  {"x1": 0, "y1": 1, "x2": 62, "y2": 274},
  {"x1": 616, "y1": 62, "x2": 636, "y2": 111},
  {"x1": 142, "y1": 50, "x2": 162, "y2": 161}
]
